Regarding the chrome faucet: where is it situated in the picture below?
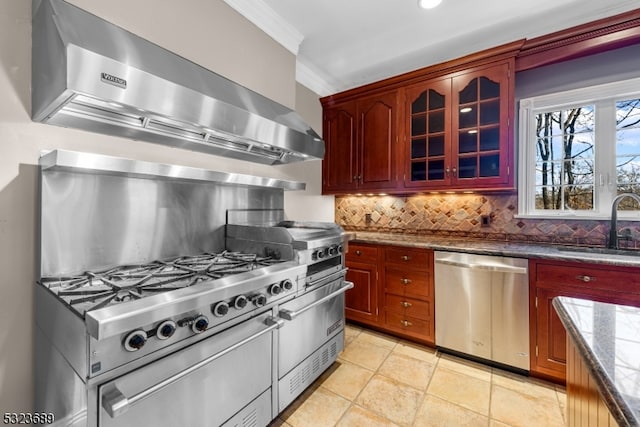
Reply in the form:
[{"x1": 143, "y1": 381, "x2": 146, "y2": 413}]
[{"x1": 608, "y1": 193, "x2": 640, "y2": 249}]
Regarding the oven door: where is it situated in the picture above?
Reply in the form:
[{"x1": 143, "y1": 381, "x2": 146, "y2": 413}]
[
  {"x1": 276, "y1": 271, "x2": 353, "y2": 410},
  {"x1": 98, "y1": 312, "x2": 280, "y2": 427}
]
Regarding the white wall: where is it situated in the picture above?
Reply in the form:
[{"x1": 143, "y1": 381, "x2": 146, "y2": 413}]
[{"x1": 0, "y1": 0, "x2": 333, "y2": 411}]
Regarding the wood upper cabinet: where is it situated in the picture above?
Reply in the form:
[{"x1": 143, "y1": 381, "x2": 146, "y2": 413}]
[
  {"x1": 403, "y1": 61, "x2": 513, "y2": 190},
  {"x1": 322, "y1": 101, "x2": 357, "y2": 192},
  {"x1": 322, "y1": 91, "x2": 398, "y2": 194}
]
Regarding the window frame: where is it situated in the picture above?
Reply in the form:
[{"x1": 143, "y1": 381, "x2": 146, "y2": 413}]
[{"x1": 518, "y1": 77, "x2": 640, "y2": 220}]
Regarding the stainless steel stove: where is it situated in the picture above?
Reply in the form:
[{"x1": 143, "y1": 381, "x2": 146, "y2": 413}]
[{"x1": 35, "y1": 151, "x2": 349, "y2": 427}]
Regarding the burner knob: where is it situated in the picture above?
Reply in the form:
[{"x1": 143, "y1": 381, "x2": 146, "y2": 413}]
[
  {"x1": 269, "y1": 283, "x2": 282, "y2": 296},
  {"x1": 212, "y1": 301, "x2": 230, "y2": 317},
  {"x1": 124, "y1": 330, "x2": 147, "y2": 352},
  {"x1": 328, "y1": 246, "x2": 337, "y2": 256},
  {"x1": 233, "y1": 295, "x2": 248, "y2": 310},
  {"x1": 156, "y1": 320, "x2": 177, "y2": 340},
  {"x1": 281, "y1": 279, "x2": 294, "y2": 291},
  {"x1": 337, "y1": 245, "x2": 344, "y2": 253},
  {"x1": 252, "y1": 294, "x2": 267, "y2": 307},
  {"x1": 192, "y1": 315, "x2": 209, "y2": 333},
  {"x1": 316, "y1": 249, "x2": 326, "y2": 259}
]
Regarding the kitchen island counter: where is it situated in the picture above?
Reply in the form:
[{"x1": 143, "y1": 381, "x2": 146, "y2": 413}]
[
  {"x1": 553, "y1": 297, "x2": 640, "y2": 427},
  {"x1": 347, "y1": 231, "x2": 640, "y2": 267}
]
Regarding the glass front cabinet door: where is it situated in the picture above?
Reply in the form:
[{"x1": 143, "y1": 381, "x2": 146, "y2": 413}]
[{"x1": 404, "y1": 61, "x2": 513, "y2": 191}]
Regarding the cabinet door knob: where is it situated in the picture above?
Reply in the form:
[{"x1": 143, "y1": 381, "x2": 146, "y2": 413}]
[
  {"x1": 401, "y1": 301, "x2": 412, "y2": 308},
  {"x1": 401, "y1": 278, "x2": 412, "y2": 285},
  {"x1": 355, "y1": 250, "x2": 362, "y2": 256},
  {"x1": 401, "y1": 320, "x2": 413, "y2": 327},
  {"x1": 445, "y1": 167, "x2": 450, "y2": 177},
  {"x1": 401, "y1": 255, "x2": 411, "y2": 261},
  {"x1": 452, "y1": 167, "x2": 457, "y2": 177},
  {"x1": 576, "y1": 275, "x2": 595, "y2": 283}
]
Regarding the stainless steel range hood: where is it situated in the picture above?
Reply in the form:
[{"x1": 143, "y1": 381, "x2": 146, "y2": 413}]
[{"x1": 31, "y1": 0, "x2": 325, "y2": 165}]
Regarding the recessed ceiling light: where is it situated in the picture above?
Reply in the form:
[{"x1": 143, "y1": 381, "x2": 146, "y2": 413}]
[{"x1": 418, "y1": 0, "x2": 442, "y2": 9}]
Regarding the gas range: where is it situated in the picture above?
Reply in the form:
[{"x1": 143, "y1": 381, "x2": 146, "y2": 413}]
[
  {"x1": 40, "y1": 251, "x2": 290, "y2": 317},
  {"x1": 38, "y1": 251, "x2": 305, "y2": 368}
]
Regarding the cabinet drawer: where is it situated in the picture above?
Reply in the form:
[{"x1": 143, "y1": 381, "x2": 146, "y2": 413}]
[
  {"x1": 535, "y1": 263, "x2": 640, "y2": 292},
  {"x1": 346, "y1": 244, "x2": 378, "y2": 263},
  {"x1": 385, "y1": 311, "x2": 431, "y2": 334},
  {"x1": 385, "y1": 247, "x2": 431, "y2": 270},
  {"x1": 385, "y1": 268, "x2": 430, "y2": 298},
  {"x1": 385, "y1": 294, "x2": 431, "y2": 320}
]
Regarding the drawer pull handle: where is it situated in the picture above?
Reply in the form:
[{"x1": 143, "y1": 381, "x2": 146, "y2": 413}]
[
  {"x1": 401, "y1": 320, "x2": 413, "y2": 327},
  {"x1": 355, "y1": 250, "x2": 362, "y2": 256},
  {"x1": 401, "y1": 255, "x2": 411, "y2": 261},
  {"x1": 401, "y1": 301, "x2": 412, "y2": 308},
  {"x1": 576, "y1": 275, "x2": 595, "y2": 283},
  {"x1": 401, "y1": 278, "x2": 412, "y2": 285}
]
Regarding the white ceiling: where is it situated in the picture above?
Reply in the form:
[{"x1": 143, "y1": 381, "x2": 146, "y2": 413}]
[{"x1": 224, "y1": 0, "x2": 640, "y2": 96}]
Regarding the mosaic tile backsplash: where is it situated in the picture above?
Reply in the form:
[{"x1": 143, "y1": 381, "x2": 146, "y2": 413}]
[{"x1": 335, "y1": 194, "x2": 640, "y2": 248}]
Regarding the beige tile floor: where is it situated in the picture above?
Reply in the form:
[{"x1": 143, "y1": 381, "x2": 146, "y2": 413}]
[{"x1": 271, "y1": 323, "x2": 566, "y2": 427}]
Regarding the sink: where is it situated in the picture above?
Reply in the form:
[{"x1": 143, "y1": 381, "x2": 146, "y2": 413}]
[{"x1": 557, "y1": 246, "x2": 640, "y2": 257}]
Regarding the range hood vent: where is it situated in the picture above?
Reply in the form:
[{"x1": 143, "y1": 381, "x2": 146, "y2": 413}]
[{"x1": 31, "y1": 0, "x2": 325, "y2": 165}]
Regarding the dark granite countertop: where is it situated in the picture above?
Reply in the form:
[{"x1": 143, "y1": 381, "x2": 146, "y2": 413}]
[
  {"x1": 553, "y1": 297, "x2": 640, "y2": 427},
  {"x1": 347, "y1": 231, "x2": 640, "y2": 267}
]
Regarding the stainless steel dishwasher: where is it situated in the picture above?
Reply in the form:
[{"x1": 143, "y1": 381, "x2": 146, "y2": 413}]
[{"x1": 434, "y1": 251, "x2": 530, "y2": 372}]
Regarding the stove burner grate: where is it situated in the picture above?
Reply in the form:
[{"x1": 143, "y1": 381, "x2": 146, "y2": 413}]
[{"x1": 40, "y1": 251, "x2": 283, "y2": 315}]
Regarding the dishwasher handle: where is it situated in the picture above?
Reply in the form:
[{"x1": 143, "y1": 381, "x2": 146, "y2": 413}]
[
  {"x1": 279, "y1": 281, "x2": 354, "y2": 321},
  {"x1": 435, "y1": 258, "x2": 527, "y2": 275},
  {"x1": 101, "y1": 316, "x2": 284, "y2": 418}
]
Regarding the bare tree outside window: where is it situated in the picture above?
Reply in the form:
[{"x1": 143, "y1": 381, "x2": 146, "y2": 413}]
[{"x1": 535, "y1": 107, "x2": 595, "y2": 211}]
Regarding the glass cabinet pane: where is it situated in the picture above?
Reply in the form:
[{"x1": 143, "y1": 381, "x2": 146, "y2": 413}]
[
  {"x1": 412, "y1": 115, "x2": 426, "y2": 135},
  {"x1": 428, "y1": 135, "x2": 445, "y2": 156},
  {"x1": 428, "y1": 89, "x2": 445, "y2": 110},
  {"x1": 458, "y1": 157, "x2": 477, "y2": 178},
  {"x1": 411, "y1": 138, "x2": 427, "y2": 158},
  {"x1": 429, "y1": 110, "x2": 445, "y2": 133},
  {"x1": 412, "y1": 92, "x2": 427, "y2": 113},
  {"x1": 411, "y1": 162, "x2": 426, "y2": 181},
  {"x1": 428, "y1": 160, "x2": 445, "y2": 180},
  {"x1": 459, "y1": 131, "x2": 477, "y2": 153},
  {"x1": 479, "y1": 77, "x2": 500, "y2": 99},
  {"x1": 480, "y1": 100, "x2": 500, "y2": 125},
  {"x1": 459, "y1": 79, "x2": 478, "y2": 104},
  {"x1": 479, "y1": 127, "x2": 499, "y2": 151},
  {"x1": 458, "y1": 105, "x2": 477, "y2": 128},
  {"x1": 479, "y1": 154, "x2": 500, "y2": 177}
]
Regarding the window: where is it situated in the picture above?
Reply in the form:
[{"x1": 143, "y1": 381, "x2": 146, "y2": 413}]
[{"x1": 518, "y1": 78, "x2": 640, "y2": 219}]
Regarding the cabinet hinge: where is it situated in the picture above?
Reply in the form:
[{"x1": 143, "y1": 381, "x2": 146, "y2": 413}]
[
  {"x1": 535, "y1": 296, "x2": 538, "y2": 308},
  {"x1": 507, "y1": 166, "x2": 510, "y2": 176},
  {"x1": 535, "y1": 346, "x2": 539, "y2": 357},
  {"x1": 376, "y1": 307, "x2": 379, "y2": 316}
]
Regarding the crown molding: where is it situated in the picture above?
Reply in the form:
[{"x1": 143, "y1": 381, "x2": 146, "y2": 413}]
[
  {"x1": 223, "y1": 0, "x2": 303, "y2": 55},
  {"x1": 296, "y1": 61, "x2": 339, "y2": 97}
]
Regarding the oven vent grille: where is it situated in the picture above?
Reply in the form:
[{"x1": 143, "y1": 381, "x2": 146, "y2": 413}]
[
  {"x1": 241, "y1": 409, "x2": 258, "y2": 427},
  {"x1": 330, "y1": 341, "x2": 338, "y2": 358}
]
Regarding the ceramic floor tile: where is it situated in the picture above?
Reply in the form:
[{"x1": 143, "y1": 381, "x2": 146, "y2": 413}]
[
  {"x1": 489, "y1": 420, "x2": 513, "y2": 427},
  {"x1": 355, "y1": 374, "x2": 423, "y2": 426},
  {"x1": 353, "y1": 329, "x2": 398, "y2": 349},
  {"x1": 344, "y1": 324, "x2": 363, "y2": 346},
  {"x1": 427, "y1": 367, "x2": 491, "y2": 415},
  {"x1": 414, "y1": 394, "x2": 489, "y2": 427},
  {"x1": 339, "y1": 340, "x2": 392, "y2": 371},
  {"x1": 319, "y1": 360, "x2": 374, "y2": 400},
  {"x1": 392, "y1": 340, "x2": 438, "y2": 364},
  {"x1": 281, "y1": 387, "x2": 351, "y2": 427},
  {"x1": 490, "y1": 384, "x2": 565, "y2": 427},
  {"x1": 491, "y1": 369, "x2": 558, "y2": 402},
  {"x1": 336, "y1": 405, "x2": 400, "y2": 427},
  {"x1": 377, "y1": 353, "x2": 434, "y2": 390},
  {"x1": 436, "y1": 353, "x2": 492, "y2": 382}
]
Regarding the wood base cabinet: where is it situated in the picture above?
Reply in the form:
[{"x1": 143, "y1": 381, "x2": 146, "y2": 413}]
[
  {"x1": 345, "y1": 243, "x2": 379, "y2": 325},
  {"x1": 529, "y1": 259, "x2": 640, "y2": 383},
  {"x1": 345, "y1": 243, "x2": 435, "y2": 345}
]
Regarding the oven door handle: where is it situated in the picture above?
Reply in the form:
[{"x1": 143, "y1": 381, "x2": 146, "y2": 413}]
[
  {"x1": 101, "y1": 316, "x2": 285, "y2": 418},
  {"x1": 278, "y1": 281, "x2": 354, "y2": 321}
]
